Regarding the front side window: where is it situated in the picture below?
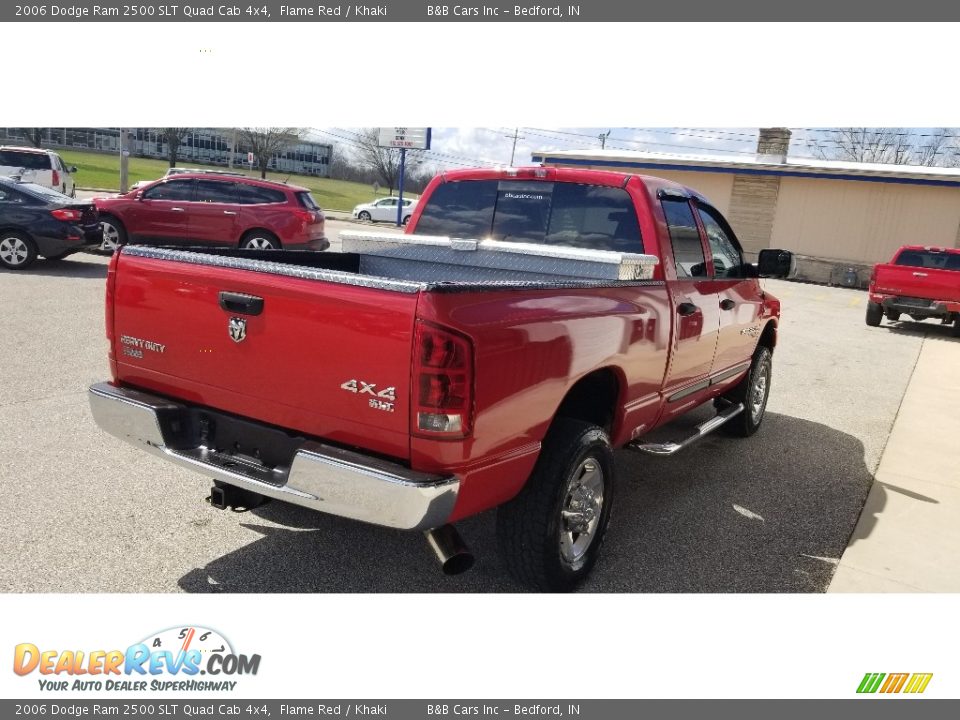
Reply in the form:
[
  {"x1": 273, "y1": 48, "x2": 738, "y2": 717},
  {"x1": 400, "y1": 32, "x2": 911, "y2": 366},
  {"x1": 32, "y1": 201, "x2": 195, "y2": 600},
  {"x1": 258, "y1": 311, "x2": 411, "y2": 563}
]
[
  {"x1": 415, "y1": 180, "x2": 643, "y2": 252},
  {"x1": 143, "y1": 180, "x2": 195, "y2": 201},
  {"x1": 697, "y1": 204, "x2": 743, "y2": 279},
  {"x1": 661, "y1": 197, "x2": 707, "y2": 278}
]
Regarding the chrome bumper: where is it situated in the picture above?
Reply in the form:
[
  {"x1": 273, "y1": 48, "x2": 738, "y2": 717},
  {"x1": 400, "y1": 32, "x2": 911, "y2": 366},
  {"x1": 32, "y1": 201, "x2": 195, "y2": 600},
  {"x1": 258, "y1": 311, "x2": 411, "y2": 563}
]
[{"x1": 87, "y1": 383, "x2": 459, "y2": 531}]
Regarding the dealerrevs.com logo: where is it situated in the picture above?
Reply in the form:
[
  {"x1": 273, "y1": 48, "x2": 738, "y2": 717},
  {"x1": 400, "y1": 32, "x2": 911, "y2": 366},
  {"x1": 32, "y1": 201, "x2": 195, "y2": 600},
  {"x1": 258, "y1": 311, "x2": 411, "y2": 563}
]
[
  {"x1": 13, "y1": 626, "x2": 261, "y2": 692},
  {"x1": 857, "y1": 673, "x2": 933, "y2": 694}
]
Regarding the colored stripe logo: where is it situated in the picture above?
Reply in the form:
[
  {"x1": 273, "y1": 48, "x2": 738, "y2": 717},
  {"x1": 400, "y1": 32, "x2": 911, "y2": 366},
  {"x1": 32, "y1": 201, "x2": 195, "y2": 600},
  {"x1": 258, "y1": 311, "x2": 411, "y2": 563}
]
[{"x1": 857, "y1": 672, "x2": 933, "y2": 694}]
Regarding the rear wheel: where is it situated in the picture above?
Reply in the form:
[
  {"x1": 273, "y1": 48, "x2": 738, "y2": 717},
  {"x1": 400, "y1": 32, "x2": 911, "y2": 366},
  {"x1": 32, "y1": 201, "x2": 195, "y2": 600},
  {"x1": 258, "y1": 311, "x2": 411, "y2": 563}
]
[
  {"x1": 240, "y1": 232, "x2": 281, "y2": 250},
  {"x1": 99, "y1": 216, "x2": 127, "y2": 252},
  {"x1": 885, "y1": 311, "x2": 901, "y2": 322},
  {"x1": 497, "y1": 418, "x2": 614, "y2": 592},
  {"x1": 953, "y1": 316, "x2": 960, "y2": 338},
  {"x1": 720, "y1": 346, "x2": 773, "y2": 438},
  {"x1": 0, "y1": 232, "x2": 38, "y2": 270},
  {"x1": 865, "y1": 301, "x2": 883, "y2": 327},
  {"x1": 402, "y1": 215, "x2": 412, "y2": 226}
]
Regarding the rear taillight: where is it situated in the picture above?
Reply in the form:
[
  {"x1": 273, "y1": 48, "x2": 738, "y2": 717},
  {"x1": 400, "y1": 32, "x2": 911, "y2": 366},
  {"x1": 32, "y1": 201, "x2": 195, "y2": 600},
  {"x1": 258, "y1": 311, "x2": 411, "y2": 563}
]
[
  {"x1": 50, "y1": 208, "x2": 82, "y2": 222},
  {"x1": 293, "y1": 209, "x2": 322, "y2": 225},
  {"x1": 52, "y1": 170, "x2": 60, "y2": 187},
  {"x1": 412, "y1": 320, "x2": 474, "y2": 438}
]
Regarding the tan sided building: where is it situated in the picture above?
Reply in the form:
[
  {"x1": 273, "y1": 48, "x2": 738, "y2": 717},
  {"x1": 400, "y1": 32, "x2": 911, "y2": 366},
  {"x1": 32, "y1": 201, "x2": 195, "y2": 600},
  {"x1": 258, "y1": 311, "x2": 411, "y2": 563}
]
[{"x1": 533, "y1": 129, "x2": 960, "y2": 286}]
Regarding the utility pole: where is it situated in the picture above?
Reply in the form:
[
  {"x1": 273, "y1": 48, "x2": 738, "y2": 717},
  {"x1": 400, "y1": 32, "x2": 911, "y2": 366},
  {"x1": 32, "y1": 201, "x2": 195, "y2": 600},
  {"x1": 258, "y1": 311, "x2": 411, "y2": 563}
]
[
  {"x1": 598, "y1": 130, "x2": 612, "y2": 149},
  {"x1": 504, "y1": 127, "x2": 525, "y2": 166},
  {"x1": 119, "y1": 128, "x2": 130, "y2": 193}
]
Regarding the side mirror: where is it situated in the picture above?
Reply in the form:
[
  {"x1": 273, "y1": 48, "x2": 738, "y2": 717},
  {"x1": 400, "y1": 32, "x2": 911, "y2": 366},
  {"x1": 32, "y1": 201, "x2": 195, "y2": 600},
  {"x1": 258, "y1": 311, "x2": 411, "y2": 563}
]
[
  {"x1": 758, "y1": 249, "x2": 795, "y2": 278},
  {"x1": 135, "y1": 191, "x2": 144, "y2": 200},
  {"x1": 69, "y1": 166, "x2": 78, "y2": 173}
]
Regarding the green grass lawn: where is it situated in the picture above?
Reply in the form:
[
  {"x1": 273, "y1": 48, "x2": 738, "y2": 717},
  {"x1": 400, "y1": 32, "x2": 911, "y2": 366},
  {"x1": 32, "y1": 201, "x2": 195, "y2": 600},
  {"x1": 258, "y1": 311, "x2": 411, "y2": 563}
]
[{"x1": 57, "y1": 149, "x2": 410, "y2": 211}]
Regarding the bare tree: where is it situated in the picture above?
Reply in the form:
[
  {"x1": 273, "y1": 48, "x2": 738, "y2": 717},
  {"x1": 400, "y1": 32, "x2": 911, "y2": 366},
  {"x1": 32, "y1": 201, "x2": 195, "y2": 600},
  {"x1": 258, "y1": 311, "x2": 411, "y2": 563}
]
[
  {"x1": 814, "y1": 127, "x2": 959, "y2": 166},
  {"x1": 17, "y1": 129, "x2": 45, "y2": 148},
  {"x1": 241, "y1": 127, "x2": 304, "y2": 179},
  {"x1": 161, "y1": 128, "x2": 191, "y2": 168},
  {"x1": 351, "y1": 128, "x2": 404, "y2": 194}
]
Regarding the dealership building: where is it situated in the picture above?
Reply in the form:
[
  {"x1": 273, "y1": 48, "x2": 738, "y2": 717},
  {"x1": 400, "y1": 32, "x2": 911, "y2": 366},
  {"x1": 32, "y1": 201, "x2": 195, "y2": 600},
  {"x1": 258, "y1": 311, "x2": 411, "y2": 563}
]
[{"x1": 534, "y1": 129, "x2": 960, "y2": 285}]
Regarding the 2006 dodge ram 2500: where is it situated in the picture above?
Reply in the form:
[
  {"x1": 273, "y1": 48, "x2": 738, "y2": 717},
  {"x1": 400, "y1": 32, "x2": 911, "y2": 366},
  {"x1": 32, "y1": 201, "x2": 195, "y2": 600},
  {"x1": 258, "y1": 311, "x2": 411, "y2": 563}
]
[
  {"x1": 89, "y1": 167, "x2": 794, "y2": 591},
  {"x1": 866, "y1": 244, "x2": 960, "y2": 336}
]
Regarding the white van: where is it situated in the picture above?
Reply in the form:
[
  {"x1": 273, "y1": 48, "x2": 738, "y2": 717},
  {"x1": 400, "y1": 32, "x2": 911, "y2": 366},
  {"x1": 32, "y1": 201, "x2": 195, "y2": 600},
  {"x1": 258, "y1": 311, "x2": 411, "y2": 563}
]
[{"x1": 0, "y1": 146, "x2": 77, "y2": 197}]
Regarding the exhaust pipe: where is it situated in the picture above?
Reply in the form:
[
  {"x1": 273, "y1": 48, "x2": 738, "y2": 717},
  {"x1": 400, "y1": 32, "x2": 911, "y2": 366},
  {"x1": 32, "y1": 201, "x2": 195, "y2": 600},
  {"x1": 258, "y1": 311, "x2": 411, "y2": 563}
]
[{"x1": 425, "y1": 525, "x2": 475, "y2": 575}]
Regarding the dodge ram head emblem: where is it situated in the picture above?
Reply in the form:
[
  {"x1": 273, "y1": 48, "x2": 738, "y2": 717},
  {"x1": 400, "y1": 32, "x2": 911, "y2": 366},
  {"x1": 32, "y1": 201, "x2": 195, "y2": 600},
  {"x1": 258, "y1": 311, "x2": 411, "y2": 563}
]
[{"x1": 228, "y1": 317, "x2": 247, "y2": 343}]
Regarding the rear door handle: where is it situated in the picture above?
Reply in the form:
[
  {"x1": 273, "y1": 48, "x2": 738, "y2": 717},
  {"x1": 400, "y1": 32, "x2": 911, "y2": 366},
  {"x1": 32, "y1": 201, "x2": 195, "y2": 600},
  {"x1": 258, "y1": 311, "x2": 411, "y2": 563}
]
[
  {"x1": 219, "y1": 291, "x2": 264, "y2": 316},
  {"x1": 912, "y1": 272, "x2": 928, "y2": 277},
  {"x1": 223, "y1": 211, "x2": 237, "y2": 216},
  {"x1": 677, "y1": 302, "x2": 699, "y2": 317},
  {"x1": 170, "y1": 207, "x2": 185, "y2": 212},
  {"x1": 720, "y1": 298, "x2": 737, "y2": 311}
]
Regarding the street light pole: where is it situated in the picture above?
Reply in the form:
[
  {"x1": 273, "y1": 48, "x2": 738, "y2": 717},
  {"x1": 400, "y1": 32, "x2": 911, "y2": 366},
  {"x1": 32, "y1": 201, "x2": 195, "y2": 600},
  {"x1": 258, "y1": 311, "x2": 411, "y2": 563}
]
[{"x1": 119, "y1": 128, "x2": 130, "y2": 193}]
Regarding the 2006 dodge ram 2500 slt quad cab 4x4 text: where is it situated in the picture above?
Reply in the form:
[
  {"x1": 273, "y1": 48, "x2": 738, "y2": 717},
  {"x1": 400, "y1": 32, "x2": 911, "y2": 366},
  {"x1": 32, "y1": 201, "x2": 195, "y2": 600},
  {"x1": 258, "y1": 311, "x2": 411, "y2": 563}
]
[{"x1": 89, "y1": 167, "x2": 794, "y2": 591}]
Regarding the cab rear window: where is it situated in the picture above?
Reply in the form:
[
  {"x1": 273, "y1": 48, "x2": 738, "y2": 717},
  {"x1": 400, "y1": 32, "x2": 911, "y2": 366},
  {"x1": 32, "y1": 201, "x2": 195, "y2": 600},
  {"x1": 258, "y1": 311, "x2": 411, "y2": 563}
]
[
  {"x1": 415, "y1": 180, "x2": 643, "y2": 253},
  {"x1": 895, "y1": 250, "x2": 960, "y2": 271}
]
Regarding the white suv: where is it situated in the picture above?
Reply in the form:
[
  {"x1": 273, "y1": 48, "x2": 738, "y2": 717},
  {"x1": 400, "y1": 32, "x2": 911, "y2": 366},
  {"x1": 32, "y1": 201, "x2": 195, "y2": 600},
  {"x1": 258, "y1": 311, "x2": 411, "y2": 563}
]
[{"x1": 0, "y1": 146, "x2": 77, "y2": 197}]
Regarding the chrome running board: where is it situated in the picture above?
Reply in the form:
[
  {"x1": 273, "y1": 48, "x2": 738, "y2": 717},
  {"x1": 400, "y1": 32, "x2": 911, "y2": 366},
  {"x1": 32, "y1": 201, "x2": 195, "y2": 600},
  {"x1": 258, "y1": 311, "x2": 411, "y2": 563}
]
[{"x1": 629, "y1": 402, "x2": 744, "y2": 456}]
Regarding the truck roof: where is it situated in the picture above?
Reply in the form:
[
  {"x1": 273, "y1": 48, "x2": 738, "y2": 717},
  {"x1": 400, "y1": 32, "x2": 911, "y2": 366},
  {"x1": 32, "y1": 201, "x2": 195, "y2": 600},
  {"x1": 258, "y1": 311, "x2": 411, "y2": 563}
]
[{"x1": 438, "y1": 166, "x2": 712, "y2": 205}]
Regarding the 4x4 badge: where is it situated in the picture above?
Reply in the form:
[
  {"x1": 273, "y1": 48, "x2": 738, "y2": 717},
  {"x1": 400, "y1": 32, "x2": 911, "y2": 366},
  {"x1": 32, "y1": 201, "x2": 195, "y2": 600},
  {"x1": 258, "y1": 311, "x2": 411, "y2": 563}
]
[{"x1": 228, "y1": 317, "x2": 247, "y2": 343}]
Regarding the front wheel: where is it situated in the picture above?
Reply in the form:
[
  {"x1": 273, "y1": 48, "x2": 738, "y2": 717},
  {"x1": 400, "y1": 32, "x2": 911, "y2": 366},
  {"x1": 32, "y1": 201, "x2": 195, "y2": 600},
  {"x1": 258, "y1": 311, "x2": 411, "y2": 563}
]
[
  {"x1": 497, "y1": 418, "x2": 614, "y2": 592},
  {"x1": 99, "y1": 217, "x2": 127, "y2": 253},
  {"x1": 357, "y1": 211, "x2": 372, "y2": 222},
  {"x1": 720, "y1": 346, "x2": 773, "y2": 437},
  {"x1": 865, "y1": 301, "x2": 883, "y2": 327}
]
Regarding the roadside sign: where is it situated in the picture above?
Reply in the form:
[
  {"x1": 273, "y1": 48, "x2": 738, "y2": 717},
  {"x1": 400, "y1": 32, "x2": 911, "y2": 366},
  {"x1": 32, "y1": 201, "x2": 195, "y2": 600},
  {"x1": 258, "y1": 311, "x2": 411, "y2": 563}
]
[
  {"x1": 247, "y1": 152, "x2": 255, "y2": 164},
  {"x1": 378, "y1": 127, "x2": 431, "y2": 150}
]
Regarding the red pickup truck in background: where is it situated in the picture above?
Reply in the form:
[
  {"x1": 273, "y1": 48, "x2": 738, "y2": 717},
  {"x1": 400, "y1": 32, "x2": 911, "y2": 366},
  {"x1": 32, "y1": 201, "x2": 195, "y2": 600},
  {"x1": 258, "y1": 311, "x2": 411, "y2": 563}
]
[
  {"x1": 88, "y1": 167, "x2": 793, "y2": 591},
  {"x1": 866, "y1": 245, "x2": 960, "y2": 336}
]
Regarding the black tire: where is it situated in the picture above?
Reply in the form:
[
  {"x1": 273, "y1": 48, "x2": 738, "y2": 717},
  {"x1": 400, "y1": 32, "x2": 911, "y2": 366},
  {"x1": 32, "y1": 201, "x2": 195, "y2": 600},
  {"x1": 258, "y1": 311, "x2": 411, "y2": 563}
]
[
  {"x1": 952, "y1": 316, "x2": 960, "y2": 339},
  {"x1": 496, "y1": 418, "x2": 614, "y2": 592},
  {"x1": 720, "y1": 346, "x2": 773, "y2": 438},
  {"x1": 865, "y1": 301, "x2": 883, "y2": 327},
  {"x1": 240, "y1": 231, "x2": 281, "y2": 250},
  {"x1": 885, "y1": 310, "x2": 901, "y2": 322},
  {"x1": 358, "y1": 211, "x2": 372, "y2": 222},
  {"x1": 402, "y1": 215, "x2": 412, "y2": 226},
  {"x1": 99, "y1": 215, "x2": 127, "y2": 253},
  {"x1": 0, "y1": 232, "x2": 38, "y2": 270}
]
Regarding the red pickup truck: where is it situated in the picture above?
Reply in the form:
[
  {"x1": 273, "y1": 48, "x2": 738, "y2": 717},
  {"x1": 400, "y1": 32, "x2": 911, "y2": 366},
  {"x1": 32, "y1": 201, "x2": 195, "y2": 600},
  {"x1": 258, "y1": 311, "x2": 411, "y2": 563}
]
[
  {"x1": 866, "y1": 245, "x2": 960, "y2": 336},
  {"x1": 88, "y1": 167, "x2": 793, "y2": 591}
]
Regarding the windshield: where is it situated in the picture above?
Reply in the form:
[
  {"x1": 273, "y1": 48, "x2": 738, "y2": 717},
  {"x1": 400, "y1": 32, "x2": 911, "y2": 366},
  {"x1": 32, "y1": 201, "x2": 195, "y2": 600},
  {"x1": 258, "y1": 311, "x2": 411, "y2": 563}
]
[
  {"x1": 895, "y1": 249, "x2": 960, "y2": 271},
  {"x1": 414, "y1": 180, "x2": 643, "y2": 253}
]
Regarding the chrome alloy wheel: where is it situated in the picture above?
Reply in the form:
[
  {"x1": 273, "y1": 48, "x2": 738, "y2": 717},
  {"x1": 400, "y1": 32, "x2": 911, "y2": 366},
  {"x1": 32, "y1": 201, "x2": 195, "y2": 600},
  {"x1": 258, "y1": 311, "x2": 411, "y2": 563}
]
[
  {"x1": 559, "y1": 458, "x2": 605, "y2": 567},
  {"x1": 244, "y1": 237, "x2": 277, "y2": 250},
  {"x1": 750, "y1": 354, "x2": 772, "y2": 423},
  {"x1": 100, "y1": 221, "x2": 120, "y2": 252},
  {"x1": 0, "y1": 236, "x2": 29, "y2": 267}
]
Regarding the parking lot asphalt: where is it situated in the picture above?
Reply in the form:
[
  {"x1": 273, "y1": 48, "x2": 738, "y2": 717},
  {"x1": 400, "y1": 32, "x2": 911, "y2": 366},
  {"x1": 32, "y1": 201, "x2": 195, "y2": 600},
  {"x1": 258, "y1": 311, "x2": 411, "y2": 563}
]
[{"x1": 0, "y1": 241, "x2": 940, "y2": 593}]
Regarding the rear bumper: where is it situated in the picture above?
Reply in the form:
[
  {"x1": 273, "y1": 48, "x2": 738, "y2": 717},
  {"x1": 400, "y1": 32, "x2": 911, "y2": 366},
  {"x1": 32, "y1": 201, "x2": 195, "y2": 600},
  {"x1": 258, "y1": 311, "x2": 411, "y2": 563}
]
[
  {"x1": 87, "y1": 382, "x2": 458, "y2": 531},
  {"x1": 33, "y1": 223, "x2": 102, "y2": 256},
  {"x1": 871, "y1": 293, "x2": 960, "y2": 316}
]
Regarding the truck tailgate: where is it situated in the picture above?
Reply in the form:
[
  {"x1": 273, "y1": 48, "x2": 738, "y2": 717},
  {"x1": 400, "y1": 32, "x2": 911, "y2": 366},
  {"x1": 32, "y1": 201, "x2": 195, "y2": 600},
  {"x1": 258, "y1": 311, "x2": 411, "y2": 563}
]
[
  {"x1": 874, "y1": 264, "x2": 960, "y2": 302},
  {"x1": 112, "y1": 252, "x2": 417, "y2": 460}
]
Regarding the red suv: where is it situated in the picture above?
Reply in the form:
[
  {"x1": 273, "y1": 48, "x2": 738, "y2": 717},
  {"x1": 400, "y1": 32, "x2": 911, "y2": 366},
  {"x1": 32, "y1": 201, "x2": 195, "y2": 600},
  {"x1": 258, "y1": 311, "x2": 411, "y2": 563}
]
[{"x1": 94, "y1": 174, "x2": 328, "y2": 252}]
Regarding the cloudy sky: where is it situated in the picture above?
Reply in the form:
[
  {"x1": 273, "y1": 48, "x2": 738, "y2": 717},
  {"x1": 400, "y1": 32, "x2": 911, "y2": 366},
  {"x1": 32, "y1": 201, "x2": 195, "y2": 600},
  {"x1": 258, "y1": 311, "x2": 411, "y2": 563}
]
[{"x1": 311, "y1": 127, "x2": 839, "y2": 171}]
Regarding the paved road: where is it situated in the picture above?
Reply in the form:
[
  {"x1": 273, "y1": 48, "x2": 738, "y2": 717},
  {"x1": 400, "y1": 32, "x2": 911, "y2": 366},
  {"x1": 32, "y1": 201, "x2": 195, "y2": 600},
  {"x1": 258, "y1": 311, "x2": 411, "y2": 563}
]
[{"x1": 0, "y1": 249, "x2": 939, "y2": 592}]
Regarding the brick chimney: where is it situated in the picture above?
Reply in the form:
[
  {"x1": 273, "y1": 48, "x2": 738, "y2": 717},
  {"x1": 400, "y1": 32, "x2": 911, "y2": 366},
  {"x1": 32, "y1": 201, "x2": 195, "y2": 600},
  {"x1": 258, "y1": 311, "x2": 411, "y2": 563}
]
[{"x1": 757, "y1": 127, "x2": 791, "y2": 164}]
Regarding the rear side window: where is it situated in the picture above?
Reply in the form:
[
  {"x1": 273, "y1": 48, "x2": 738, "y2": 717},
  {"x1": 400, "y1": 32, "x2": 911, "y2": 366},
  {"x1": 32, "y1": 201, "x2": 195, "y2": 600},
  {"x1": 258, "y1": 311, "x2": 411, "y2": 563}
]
[
  {"x1": 0, "y1": 150, "x2": 51, "y2": 170},
  {"x1": 895, "y1": 249, "x2": 960, "y2": 271},
  {"x1": 296, "y1": 192, "x2": 321, "y2": 210},
  {"x1": 143, "y1": 180, "x2": 195, "y2": 201},
  {"x1": 237, "y1": 184, "x2": 287, "y2": 204},
  {"x1": 661, "y1": 197, "x2": 707, "y2": 278},
  {"x1": 415, "y1": 180, "x2": 643, "y2": 252},
  {"x1": 195, "y1": 179, "x2": 239, "y2": 204}
]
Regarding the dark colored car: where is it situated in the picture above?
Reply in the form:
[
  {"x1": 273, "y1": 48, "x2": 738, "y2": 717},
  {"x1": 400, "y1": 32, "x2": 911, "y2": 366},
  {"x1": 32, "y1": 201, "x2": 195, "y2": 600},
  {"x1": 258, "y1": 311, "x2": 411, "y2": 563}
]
[
  {"x1": 0, "y1": 177, "x2": 102, "y2": 270},
  {"x1": 93, "y1": 174, "x2": 328, "y2": 253}
]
